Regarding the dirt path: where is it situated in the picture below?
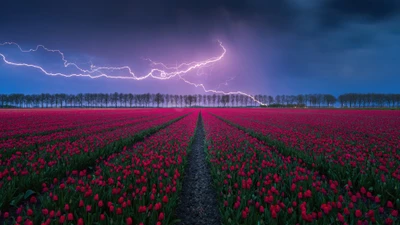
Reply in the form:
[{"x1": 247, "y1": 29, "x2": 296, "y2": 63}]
[{"x1": 176, "y1": 112, "x2": 221, "y2": 225}]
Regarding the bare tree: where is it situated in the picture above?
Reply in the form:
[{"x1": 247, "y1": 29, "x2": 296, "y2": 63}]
[
  {"x1": 165, "y1": 94, "x2": 170, "y2": 107},
  {"x1": 207, "y1": 95, "x2": 212, "y2": 107},
  {"x1": 230, "y1": 94, "x2": 235, "y2": 107},
  {"x1": 212, "y1": 94, "x2": 217, "y2": 107},
  {"x1": 154, "y1": 93, "x2": 164, "y2": 107}
]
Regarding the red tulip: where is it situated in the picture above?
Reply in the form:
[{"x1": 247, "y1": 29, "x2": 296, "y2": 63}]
[
  {"x1": 385, "y1": 218, "x2": 393, "y2": 225},
  {"x1": 42, "y1": 209, "x2": 49, "y2": 216},
  {"x1": 304, "y1": 190, "x2": 312, "y2": 198},
  {"x1": 162, "y1": 195, "x2": 168, "y2": 203},
  {"x1": 234, "y1": 201, "x2": 240, "y2": 209},
  {"x1": 159, "y1": 212, "x2": 165, "y2": 221},
  {"x1": 139, "y1": 206, "x2": 147, "y2": 213},
  {"x1": 116, "y1": 208, "x2": 122, "y2": 215},
  {"x1": 271, "y1": 209, "x2": 277, "y2": 219},
  {"x1": 337, "y1": 213, "x2": 345, "y2": 223},
  {"x1": 77, "y1": 218, "x2": 84, "y2": 225},
  {"x1": 264, "y1": 195, "x2": 273, "y2": 203},
  {"x1": 367, "y1": 210, "x2": 374, "y2": 218},
  {"x1": 298, "y1": 192, "x2": 303, "y2": 199},
  {"x1": 29, "y1": 196, "x2": 37, "y2": 204},
  {"x1": 154, "y1": 202, "x2": 162, "y2": 211},
  {"x1": 241, "y1": 210, "x2": 248, "y2": 219},
  {"x1": 118, "y1": 197, "x2": 124, "y2": 204},
  {"x1": 59, "y1": 215, "x2": 65, "y2": 224},
  {"x1": 126, "y1": 217, "x2": 133, "y2": 225},
  {"x1": 67, "y1": 213, "x2": 73, "y2": 221},
  {"x1": 355, "y1": 210, "x2": 362, "y2": 218}
]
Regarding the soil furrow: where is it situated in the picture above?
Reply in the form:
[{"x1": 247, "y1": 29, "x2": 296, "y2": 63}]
[{"x1": 176, "y1": 112, "x2": 221, "y2": 225}]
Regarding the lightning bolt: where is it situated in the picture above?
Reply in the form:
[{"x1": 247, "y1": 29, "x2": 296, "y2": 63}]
[
  {"x1": 215, "y1": 76, "x2": 235, "y2": 90},
  {"x1": 179, "y1": 76, "x2": 265, "y2": 105},
  {"x1": 0, "y1": 41, "x2": 266, "y2": 105}
]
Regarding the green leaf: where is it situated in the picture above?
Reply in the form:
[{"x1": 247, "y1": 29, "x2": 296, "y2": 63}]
[
  {"x1": 10, "y1": 193, "x2": 24, "y2": 207},
  {"x1": 169, "y1": 219, "x2": 181, "y2": 224},
  {"x1": 24, "y1": 189, "x2": 36, "y2": 200}
]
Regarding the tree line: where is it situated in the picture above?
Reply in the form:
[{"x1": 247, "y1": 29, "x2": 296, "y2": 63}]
[
  {"x1": 338, "y1": 93, "x2": 400, "y2": 108},
  {"x1": 0, "y1": 93, "x2": 399, "y2": 108}
]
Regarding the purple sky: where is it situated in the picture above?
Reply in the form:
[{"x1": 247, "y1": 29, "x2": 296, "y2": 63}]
[{"x1": 1, "y1": 0, "x2": 400, "y2": 96}]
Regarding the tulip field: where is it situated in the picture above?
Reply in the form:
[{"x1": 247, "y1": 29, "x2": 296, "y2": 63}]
[
  {"x1": 0, "y1": 108, "x2": 399, "y2": 225},
  {"x1": 204, "y1": 109, "x2": 399, "y2": 225}
]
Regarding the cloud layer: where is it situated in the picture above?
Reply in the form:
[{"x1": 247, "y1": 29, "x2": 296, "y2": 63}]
[{"x1": 1, "y1": 0, "x2": 399, "y2": 94}]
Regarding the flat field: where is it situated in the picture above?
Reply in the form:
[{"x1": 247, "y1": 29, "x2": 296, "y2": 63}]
[{"x1": 0, "y1": 108, "x2": 399, "y2": 225}]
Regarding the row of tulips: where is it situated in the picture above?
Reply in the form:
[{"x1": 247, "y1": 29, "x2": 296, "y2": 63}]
[
  {"x1": 0, "y1": 111, "x2": 170, "y2": 153},
  {"x1": 1, "y1": 110, "x2": 198, "y2": 225},
  {"x1": 0, "y1": 112, "x2": 177, "y2": 180},
  {"x1": 0, "y1": 110, "x2": 188, "y2": 211},
  {"x1": 202, "y1": 111, "x2": 398, "y2": 225},
  {"x1": 209, "y1": 109, "x2": 400, "y2": 206},
  {"x1": 0, "y1": 109, "x2": 157, "y2": 139},
  {"x1": 0, "y1": 109, "x2": 144, "y2": 139}
]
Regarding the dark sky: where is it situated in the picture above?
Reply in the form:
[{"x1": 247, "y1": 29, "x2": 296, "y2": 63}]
[{"x1": 1, "y1": 0, "x2": 399, "y2": 95}]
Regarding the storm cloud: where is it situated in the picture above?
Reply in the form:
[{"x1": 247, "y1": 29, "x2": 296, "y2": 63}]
[{"x1": 1, "y1": 0, "x2": 399, "y2": 95}]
